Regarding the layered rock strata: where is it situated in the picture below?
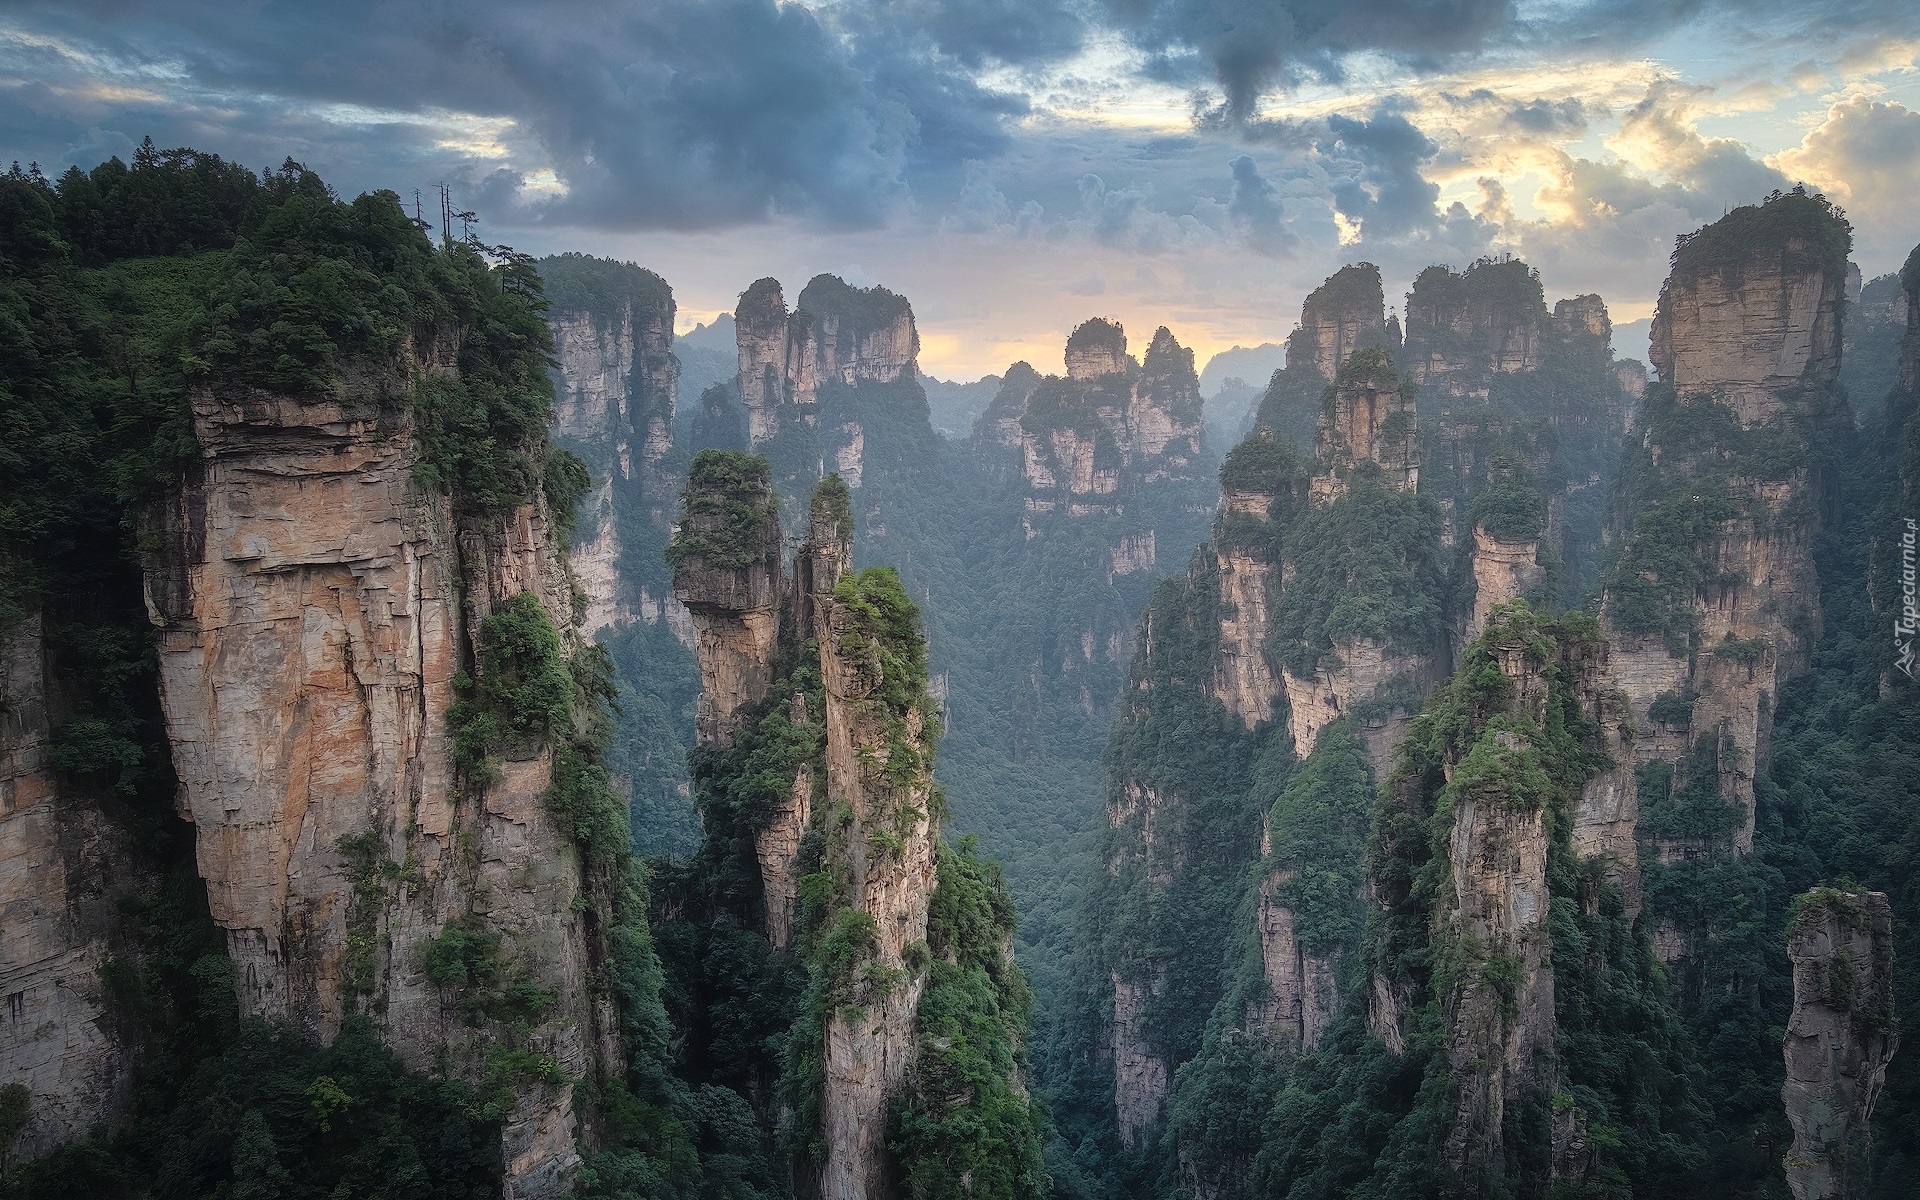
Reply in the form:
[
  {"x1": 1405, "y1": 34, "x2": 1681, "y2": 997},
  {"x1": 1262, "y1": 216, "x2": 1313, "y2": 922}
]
[
  {"x1": 670, "y1": 460, "x2": 784, "y2": 749},
  {"x1": 1018, "y1": 319, "x2": 1207, "y2": 521},
  {"x1": 1402, "y1": 258, "x2": 1548, "y2": 398},
  {"x1": 1782, "y1": 889, "x2": 1897, "y2": 1200},
  {"x1": 732, "y1": 276, "x2": 919, "y2": 452},
  {"x1": 1605, "y1": 194, "x2": 1849, "y2": 877},
  {"x1": 142, "y1": 350, "x2": 618, "y2": 1195}
]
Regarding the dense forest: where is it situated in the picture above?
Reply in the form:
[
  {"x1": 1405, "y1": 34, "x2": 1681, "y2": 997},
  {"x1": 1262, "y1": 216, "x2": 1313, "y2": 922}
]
[{"x1": 3, "y1": 142, "x2": 1918, "y2": 1200}]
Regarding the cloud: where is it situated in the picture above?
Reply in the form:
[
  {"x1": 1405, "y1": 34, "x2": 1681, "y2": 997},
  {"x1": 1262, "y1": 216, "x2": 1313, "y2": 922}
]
[
  {"x1": 0, "y1": 0, "x2": 1029, "y2": 231},
  {"x1": 1772, "y1": 93, "x2": 1920, "y2": 264},
  {"x1": 1226, "y1": 153, "x2": 1295, "y2": 254},
  {"x1": 1321, "y1": 110, "x2": 1442, "y2": 240},
  {"x1": 1610, "y1": 78, "x2": 1789, "y2": 205},
  {"x1": 1097, "y1": 0, "x2": 1516, "y2": 122}
]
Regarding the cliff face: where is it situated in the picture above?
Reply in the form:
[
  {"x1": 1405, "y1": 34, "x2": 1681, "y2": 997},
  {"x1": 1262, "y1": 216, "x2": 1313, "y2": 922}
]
[
  {"x1": 1294, "y1": 263, "x2": 1391, "y2": 381},
  {"x1": 1605, "y1": 193, "x2": 1850, "y2": 879},
  {"x1": 969, "y1": 361, "x2": 1042, "y2": 474},
  {"x1": 1782, "y1": 889, "x2": 1897, "y2": 1200},
  {"x1": 1402, "y1": 259, "x2": 1548, "y2": 399},
  {"x1": 1018, "y1": 319, "x2": 1207, "y2": 527},
  {"x1": 0, "y1": 614, "x2": 140, "y2": 1160},
  {"x1": 542, "y1": 257, "x2": 683, "y2": 638},
  {"x1": 1286, "y1": 348, "x2": 1432, "y2": 769},
  {"x1": 817, "y1": 585, "x2": 938, "y2": 1200},
  {"x1": 1651, "y1": 236, "x2": 1844, "y2": 425},
  {"x1": 1213, "y1": 485, "x2": 1281, "y2": 729},
  {"x1": 142, "y1": 354, "x2": 617, "y2": 1195},
  {"x1": 1255, "y1": 264, "x2": 1395, "y2": 451},
  {"x1": 1310, "y1": 347, "x2": 1419, "y2": 504},
  {"x1": 669, "y1": 465, "x2": 1024, "y2": 1197},
  {"x1": 669, "y1": 460, "x2": 784, "y2": 749},
  {"x1": 731, "y1": 275, "x2": 919, "y2": 456},
  {"x1": 1438, "y1": 628, "x2": 1556, "y2": 1178}
]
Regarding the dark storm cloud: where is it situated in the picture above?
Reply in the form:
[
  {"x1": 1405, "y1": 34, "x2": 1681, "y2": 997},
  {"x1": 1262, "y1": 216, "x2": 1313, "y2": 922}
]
[
  {"x1": 1323, "y1": 111, "x2": 1441, "y2": 240},
  {"x1": 856, "y1": 0, "x2": 1089, "y2": 68},
  {"x1": 1226, "y1": 154, "x2": 1294, "y2": 255},
  {"x1": 1098, "y1": 0, "x2": 1517, "y2": 121},
  {"x1": 0, "y1": 0, "x2": 1029, "y2": 230}
]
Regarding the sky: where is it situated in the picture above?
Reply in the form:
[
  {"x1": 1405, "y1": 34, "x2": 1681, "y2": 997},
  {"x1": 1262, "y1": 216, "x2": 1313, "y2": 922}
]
[{"x1": 4, "y1": 0, "x2": 1917, "y2": 380}]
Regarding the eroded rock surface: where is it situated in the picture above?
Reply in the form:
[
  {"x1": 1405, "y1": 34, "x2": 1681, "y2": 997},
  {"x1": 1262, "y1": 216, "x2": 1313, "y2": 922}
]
[
  {"x1": 0, "y1": 614, "x2": 140, "y2": 1161},
  {"x1": 142, "y1": 357, "x2": 616, "y2": 1195},
  {"x1": 1782, "y1": 889, "x2": 1897, "y2": 1200}
]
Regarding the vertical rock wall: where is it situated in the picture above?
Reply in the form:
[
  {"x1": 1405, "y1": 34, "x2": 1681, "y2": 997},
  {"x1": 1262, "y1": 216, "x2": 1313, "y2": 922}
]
[
  {"x1": 1440, "y1": 634, "x2": 1556, "y2": 1178},
  {"x1": 816, "y1": 593, "x2": 937, "y2": 1200},
  {"x1": 0, "y1": 614, "x2": 140, "y2": 1161},
  {"x1": 142, "y1": 356, "x2": 617, "y2": 1195},
  {"x1": 1782, "y1": 889, "x2": 1897, "y2": 1200},
  {"x1": 670, "y1": 463, "x2": 784, "y2": 749}
]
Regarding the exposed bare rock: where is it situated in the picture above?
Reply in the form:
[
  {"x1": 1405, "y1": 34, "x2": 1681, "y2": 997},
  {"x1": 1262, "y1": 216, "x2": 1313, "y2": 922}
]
[
  {"x1": 1652, "y1": 237, "x2": 1844, "y2": 425},
  {"x1": 671, "y1": 460, "x2": 785, "y2": 749},
  {"x1": 758, "y1": 762, "x2": 813, "y2": 952},
  {"x1": 1293, "y1": 264, "x2": 1391, "y2": 381},
  {"x1": 1250, "y1": 868, "x2": 1338, "y2": 1049},
  {"x1": 816, "y1": 594, "x2": 938, "y2": 1200},
  {"x1": 1782, "y1": 889, "x2": 1897, "y2": 1200},
  {"x1": 970, "y1": 362, "x2": 1043, "y2": 475},
  {"x1": 1066, "y1": 318, "x2": 1131, "y2": 380},
  {"x1": 731, "y1": 275, "x2": 919, "y2": 457},
  {"x1": 1018, "y1": 322, "x2": 1208, "y2": 520},
  {"x1": 142, "y1": 361, "x2": 616, "y2": 1195},
  {"x1": 1440, "y1": 634, "x2": 1556, "y2": 1179},
  {"x1": 1605, "y1": 197, "x2": 1849, "y2": 874},
  {"x1": 1559, "y1": 635, "x2": 1642, "y2": 916},
  {"x1": 1282, "y1": 642, "x2": 1427, "y2": 789},
  {"x1": 1466, "y1": 526, "x2": 1543, "y2": 644},
  {"x1": 1403, "y1": 259, "x2": 1548, "y2": 399},
  {"x1": 1310, "y1": 348, "x2": 1419, "y2": 505},
  {"x1": 0, "y1": 614, "x2": 140, "y2": 1161},
  {"x1": 1112, "y1": 531, "x2": 1157, "y2": 576},
  {"x1": 1112, "y1": 971, "x2": 1169, "y2": 1147},
  {"x1": 1554, "y1": 294, "x2": 1611, "y2": 341},
  {"x1": 736, "y1": 278, "x2": 792, "y2": 444},
  {"x1": 1133, "y1": 327, "x2": 1206, "y2": 478},
  {"x1": 1213, "y1": 490, "x2": 1279, "y2": 730}
]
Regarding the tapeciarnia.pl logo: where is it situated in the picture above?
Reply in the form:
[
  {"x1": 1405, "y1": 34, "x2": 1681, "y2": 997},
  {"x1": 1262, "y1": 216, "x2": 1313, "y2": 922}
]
[{"x1": 1899, "y1": 518, "x2": 1918, "y2": 679}]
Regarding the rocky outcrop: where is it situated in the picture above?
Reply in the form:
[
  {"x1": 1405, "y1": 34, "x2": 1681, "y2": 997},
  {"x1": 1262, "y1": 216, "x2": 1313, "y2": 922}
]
[
  {"x1": 544, "y1": 260, "x2": 682, "y2": 636},
  {"x1": 817, "y1": 587, "x2": 938, "y2": 1200},
  {"x1": 1281, "y1": 639, "x2": 1428, "y2": 780},
  {"x1": 1782, "y1": 889, "x2": 1897, "y2": 1200},
  {"x1": 1402, "y1": 258, "x2": 1548, "y2": 399},
  {"x1": 1019, "y1": 320, "x2": 1207, "y2": 521},
  {"x1": 1250, "y1": 868, "x2": 1337, "y2": 1050},
  {"x1": 1439, "y1": 619, "x2": 1557, "y2": 1180},
  {"x1": 0, "y1": 614, "x2": 140, "y2": 1162},
  {"x1": 1310, "y1": 348, "x2": 1418, "y2": 504},
  {"x1": 1466, "y1": 526, "x2": 1543, "y2": 643},
  {"x1": 1212, "y1": 489, "x2": 1279, "y2": 729},
  {"x1": 970, "y1": 362, "x2": 1042, "y2": 475},
  {"x1": 1254, "y1": 264, "x2": 1395, "y2": 450},
  {"x1": 671, "y1": 456, "x2": 785, "y2": 749},
  {"x1": 1293, "y1": 264, "x2": 1391, "y2": 381},
  {"x1": 732, "y1": 276, "x2": 919, "y2": 453},
  {"x1": 1604, "y1": 194, "x2": 1850, "y2": 873},
  {"x1": 1652, "y1": 230, "x2": 1844, "y2": 425},
  {"x1": 142, "y1": 349, "x2": 617, "y2": 1195},
  {"x1": 1112, "y1": 971, "x2": 1169, "y2": 1146}
]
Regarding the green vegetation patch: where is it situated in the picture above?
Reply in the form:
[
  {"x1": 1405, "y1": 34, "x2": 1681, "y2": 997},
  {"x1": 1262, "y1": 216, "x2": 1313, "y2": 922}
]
[{"x1": 666, "y1": 450, "x2": 779, "y2": 570}]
